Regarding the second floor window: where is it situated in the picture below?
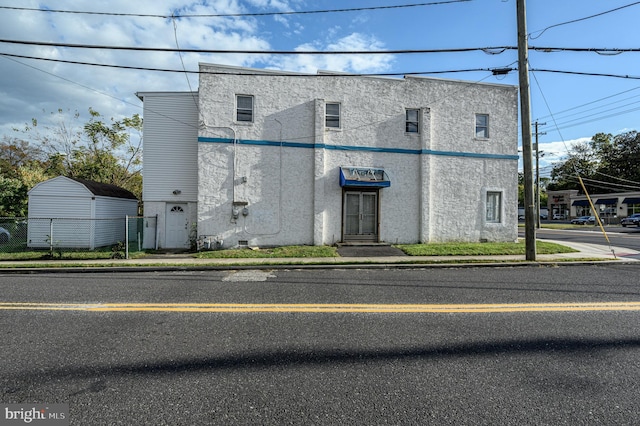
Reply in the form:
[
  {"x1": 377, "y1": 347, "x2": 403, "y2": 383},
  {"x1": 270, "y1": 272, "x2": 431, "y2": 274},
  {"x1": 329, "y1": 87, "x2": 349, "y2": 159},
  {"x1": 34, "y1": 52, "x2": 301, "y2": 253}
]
[
  {"x1": 406, "y1": 109, "x2": 420, "y2": 133},
  {"x1": 475, "y1": 113, "x2": 489, "y2": 138},
  {"x1": 236, "y1": 95, "x2": 253, "y2": 122},
  {"x1": 326, "y1": 102, "x2": 340, "y2": 128}
]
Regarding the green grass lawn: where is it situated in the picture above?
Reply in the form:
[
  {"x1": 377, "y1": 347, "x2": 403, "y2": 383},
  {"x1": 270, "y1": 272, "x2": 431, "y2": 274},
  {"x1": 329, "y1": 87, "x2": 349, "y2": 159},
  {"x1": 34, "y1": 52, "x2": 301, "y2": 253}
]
[
  {"x1": 0, "y1": 240, "x2": 577, "y2": 261},
  {"x1": 396, "y1": 240, "x2": 578, "y2": 256},
  {"x1": 0, "y1": 249, "x2": 146, "y2": 261},
  {"x1": 195, "y1": 240, "x2": 576, "y2": 259},
  {"x1": 195, "y1": 245, "x2": 338, "y2": 259}
]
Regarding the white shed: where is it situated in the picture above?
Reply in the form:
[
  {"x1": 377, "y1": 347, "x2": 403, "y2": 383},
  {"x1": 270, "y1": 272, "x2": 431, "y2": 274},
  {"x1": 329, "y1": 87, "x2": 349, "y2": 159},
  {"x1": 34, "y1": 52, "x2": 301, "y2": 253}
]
[{"x1": 27, "y1": 176, "x2": 138, "y2": 249}]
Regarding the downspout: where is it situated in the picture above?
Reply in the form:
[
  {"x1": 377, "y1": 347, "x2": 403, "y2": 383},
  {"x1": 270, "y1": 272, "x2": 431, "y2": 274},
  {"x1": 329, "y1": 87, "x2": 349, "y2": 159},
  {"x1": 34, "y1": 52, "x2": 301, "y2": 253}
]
[{"x1": 200, "y1": 124, "x2": 238, "y2": 214}]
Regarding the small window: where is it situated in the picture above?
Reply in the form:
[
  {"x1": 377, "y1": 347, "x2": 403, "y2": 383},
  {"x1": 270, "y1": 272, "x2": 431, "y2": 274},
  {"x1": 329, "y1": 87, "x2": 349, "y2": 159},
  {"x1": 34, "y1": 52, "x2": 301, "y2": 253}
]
[
  {"x1": 326, "y1": 102, "x2": 340, "y2": 128},
  {"x1": 236, "y1": 95, "x2": 253, "y2": 122},
  {"x1": 475, "y1": 114, "x2": 489, "y2": 138},
  {"x1": 406, "y1": 109, "x2": 420, "y2": 133},
  {"x1": 486, "y1": 191, "x2": 502, "y2": 223}
]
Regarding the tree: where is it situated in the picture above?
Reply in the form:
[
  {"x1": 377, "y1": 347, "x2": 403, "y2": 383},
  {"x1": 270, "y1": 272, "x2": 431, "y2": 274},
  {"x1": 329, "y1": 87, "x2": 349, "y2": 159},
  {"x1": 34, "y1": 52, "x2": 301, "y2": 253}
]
[
  {"x1": 0, "y1": 175, "x2": 27, "y2": 217},
  {"x1": 0, "y1": 108, "x2": 143, "y2": 216},
  {"x1": 547, "y1": 139, "x2": 599, "y2": 193},
  {"x1": 15, "y1": 108, "x2": 143, "y2": 198},
  {"x1": 548, "y1": 131, "x2": 640, "y2": 194},
  {"x1": 598, "y1": 131, "x2": 640, "y2": 187},
  {"x1": 518, "y1": 172, "x2": 549, "y2": 208},
  {"x1": 0, "y1": 137, "x2": 46, "y2": 178}
]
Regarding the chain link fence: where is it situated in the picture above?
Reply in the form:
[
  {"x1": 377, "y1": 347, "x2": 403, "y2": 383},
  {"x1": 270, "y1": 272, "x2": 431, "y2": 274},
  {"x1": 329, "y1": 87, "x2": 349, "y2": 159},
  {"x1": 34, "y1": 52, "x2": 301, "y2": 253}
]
[{"x1": 0, "y1": 216, "x2": 157, "y2": 259}]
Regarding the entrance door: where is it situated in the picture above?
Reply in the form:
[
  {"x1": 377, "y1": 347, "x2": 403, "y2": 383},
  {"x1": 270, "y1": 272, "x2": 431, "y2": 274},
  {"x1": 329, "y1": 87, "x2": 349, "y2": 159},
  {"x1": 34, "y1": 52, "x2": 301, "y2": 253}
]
[
  {"x1": 343, "y1": 191, "x2": 378, "y2": 242},
  {"x1": 165, "y1": 204, "x2": 189, "y2": 248}
]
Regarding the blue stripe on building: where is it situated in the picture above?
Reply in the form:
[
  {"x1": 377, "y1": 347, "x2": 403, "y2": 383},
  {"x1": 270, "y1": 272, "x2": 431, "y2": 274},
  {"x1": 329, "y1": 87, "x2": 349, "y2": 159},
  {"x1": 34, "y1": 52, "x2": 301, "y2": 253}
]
[{"x1": 198, "y1": 137, "x2": 519, "y2": 161}]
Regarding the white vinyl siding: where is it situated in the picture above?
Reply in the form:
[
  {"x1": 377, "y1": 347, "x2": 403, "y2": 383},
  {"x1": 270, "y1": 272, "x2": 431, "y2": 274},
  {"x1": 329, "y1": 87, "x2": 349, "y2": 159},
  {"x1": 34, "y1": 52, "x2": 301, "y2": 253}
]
[
  {"x1": 140, "y1": 92, "x2": 199, "y2": 202},
  {"x1": 27, "y1": 177, "x2": 138, "y2": 249}
]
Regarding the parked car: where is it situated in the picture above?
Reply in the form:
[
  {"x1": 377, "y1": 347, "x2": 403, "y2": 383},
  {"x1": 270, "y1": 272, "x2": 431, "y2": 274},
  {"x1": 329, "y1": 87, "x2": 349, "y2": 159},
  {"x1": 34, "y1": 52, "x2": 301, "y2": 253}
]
[
  {"x1": 540, "y1": 212, "x2": 548, "y2": 220},
  {"x1": 620, "y1": 213, "x2": 640, "y2": 227},
  {"x1": 552, "y1": 214, "x2": 565, "y2": 220},
  {"x1": 0, "y1": 227, "x2": 10, "y2": 243},
  {"x1": 571, "y1": 216, "x2": 596, "y2": 225}
]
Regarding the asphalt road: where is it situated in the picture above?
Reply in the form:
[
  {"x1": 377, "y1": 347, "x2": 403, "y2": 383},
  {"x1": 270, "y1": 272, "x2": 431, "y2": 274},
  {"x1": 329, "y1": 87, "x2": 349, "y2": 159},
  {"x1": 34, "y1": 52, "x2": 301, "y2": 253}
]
[{"x1": 1, "y1": 266, "x2": 639, "y2": 425}]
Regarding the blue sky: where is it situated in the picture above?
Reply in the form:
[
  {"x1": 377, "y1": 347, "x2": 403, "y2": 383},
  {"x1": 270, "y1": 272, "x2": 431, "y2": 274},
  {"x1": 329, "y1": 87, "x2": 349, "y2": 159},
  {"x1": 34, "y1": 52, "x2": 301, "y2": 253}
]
[{"x1": 0, "y1": 0, "x2": 639, "y2": 177}]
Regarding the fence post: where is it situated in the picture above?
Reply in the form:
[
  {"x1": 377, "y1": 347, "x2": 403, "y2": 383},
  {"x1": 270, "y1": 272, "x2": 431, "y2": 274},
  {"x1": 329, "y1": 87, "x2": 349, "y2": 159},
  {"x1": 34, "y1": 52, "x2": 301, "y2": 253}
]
[
  {"x1": 49, "y1": 219, "x2": 54, "y2": 256},
  {"x1": 155, "y1": 214, "x2": 159, "y2": 250},
  {"x1": 125, "y1": 215, "x2": 129, "y2": 260}
]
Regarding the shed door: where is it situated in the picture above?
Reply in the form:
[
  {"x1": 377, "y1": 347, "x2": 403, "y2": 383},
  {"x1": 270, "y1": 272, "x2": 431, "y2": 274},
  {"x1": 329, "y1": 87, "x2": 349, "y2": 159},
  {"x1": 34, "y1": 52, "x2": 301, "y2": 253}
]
[
  {"x1": 165, "y1": 204, "x2": 189, "y2": 248},
  {"x1": 343, "y1": 191, "x2": 378, "y2": 242}
]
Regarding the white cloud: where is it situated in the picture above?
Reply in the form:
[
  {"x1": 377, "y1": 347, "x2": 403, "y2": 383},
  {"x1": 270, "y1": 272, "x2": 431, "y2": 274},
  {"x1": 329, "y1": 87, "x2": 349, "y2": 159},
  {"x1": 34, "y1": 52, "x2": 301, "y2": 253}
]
[
  {"x1": 525, "y1": 137, "x2": 592, "y2": 176},
  {"x1": 0, "y1": 1, "x2": 282, "y2": 141},
  {"x1": 272, "y1": 33, "x2": 394, "y2": 74}
]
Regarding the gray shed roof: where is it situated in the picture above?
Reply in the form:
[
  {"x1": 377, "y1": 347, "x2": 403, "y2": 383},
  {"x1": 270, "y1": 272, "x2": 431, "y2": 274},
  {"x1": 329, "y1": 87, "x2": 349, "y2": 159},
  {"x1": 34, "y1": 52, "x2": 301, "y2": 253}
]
[{"x1": 71, "y1": 178, "x2": 138, "y2": 200}]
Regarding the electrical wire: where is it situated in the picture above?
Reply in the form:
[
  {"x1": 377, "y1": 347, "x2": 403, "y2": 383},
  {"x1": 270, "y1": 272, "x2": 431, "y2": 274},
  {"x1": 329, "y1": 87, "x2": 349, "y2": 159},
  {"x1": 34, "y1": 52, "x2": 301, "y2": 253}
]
[
  {"x1": 596, "y1": 171, "x2": 640, "y2": 187},
  {"x1": 0, "y1": 51, "x2": 501, "y2": 77},
  {"x1": 171, "y1": 16, "x2": 201, "y2": 121},
  {"x1": 530, "y1": 68, "x2": 640, "y2": 80},
  {"x1": 0, "y1": 39, "x2": 512, "y2": 55},
  {"x1": 535, "y1": 87, "x2": 640, "y2": 122},
  {"x1": 529, "y1": 1, "x2": 640, "y2": 40},
  {"x1": 0, "y1": 1, "x2": 473, "y2": 19},
  {"x1": 3, "y1": 38, "x2": 640, "y2": 55}
]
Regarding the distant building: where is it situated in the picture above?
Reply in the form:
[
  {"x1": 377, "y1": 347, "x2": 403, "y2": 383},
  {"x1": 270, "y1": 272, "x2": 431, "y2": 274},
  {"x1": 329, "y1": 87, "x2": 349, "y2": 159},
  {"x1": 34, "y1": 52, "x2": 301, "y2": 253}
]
[{"x1": 548, "y1": 189, "x2": 640, "y2": 220}]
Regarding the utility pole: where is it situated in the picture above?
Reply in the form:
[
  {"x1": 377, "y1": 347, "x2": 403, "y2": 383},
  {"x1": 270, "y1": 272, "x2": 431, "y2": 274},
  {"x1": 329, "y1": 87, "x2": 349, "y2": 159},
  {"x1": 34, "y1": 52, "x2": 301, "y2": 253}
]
[
  {"x1": 517, "y1": 0, "x2": 536, "y2": 260},
  {"x1": 534, "y1": 121, "x2": 546, "y2": 229}
]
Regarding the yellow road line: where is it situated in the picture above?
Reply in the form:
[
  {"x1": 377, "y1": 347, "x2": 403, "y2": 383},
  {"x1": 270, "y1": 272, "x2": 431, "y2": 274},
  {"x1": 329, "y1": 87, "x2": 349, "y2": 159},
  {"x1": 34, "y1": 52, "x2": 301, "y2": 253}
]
[{"x1": 1, "y1": 302, "x2": 640, "y2": 313}]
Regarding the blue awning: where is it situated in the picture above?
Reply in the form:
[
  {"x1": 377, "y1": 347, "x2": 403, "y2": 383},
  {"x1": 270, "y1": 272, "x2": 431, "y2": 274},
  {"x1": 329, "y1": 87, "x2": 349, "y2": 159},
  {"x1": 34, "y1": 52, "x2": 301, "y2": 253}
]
[
  {"x1": 339, "y1": 166, "x2": 390, "y2": 188},
  {"x1": 572, "y1": 200, "x2": 590, "y2": 206},
  {"x1": 595, "y1": 198, "x2": 617, "y2": 205},
  {"x1": 622, "y1": 197, "x2": 640, "y2": 205}
]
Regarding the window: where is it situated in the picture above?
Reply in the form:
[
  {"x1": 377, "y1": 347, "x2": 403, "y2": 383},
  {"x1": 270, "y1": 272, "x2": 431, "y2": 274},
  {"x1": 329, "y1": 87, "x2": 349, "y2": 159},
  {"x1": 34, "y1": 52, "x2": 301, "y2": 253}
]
[
  {"x1": 236, "y1": 95, "x2": 253, "y2": 122},
  {"x1": 326, "y1": 102, "x2": 341, "y2": 128},
  {"x1": 486, "y1": 191, "x2": 502, "y2": 223},
  {"x1": 406, "y1": 109, "x2": 420, "y2": 133},
  {"x1": 475, "y1": 114, "x2": 489, "y2": 138}
]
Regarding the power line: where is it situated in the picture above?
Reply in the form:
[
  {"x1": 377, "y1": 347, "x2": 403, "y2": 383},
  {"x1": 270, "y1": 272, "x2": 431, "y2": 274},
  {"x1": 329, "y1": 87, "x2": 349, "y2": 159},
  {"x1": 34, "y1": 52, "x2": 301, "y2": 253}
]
[
  {"x1": 3, "y1": 38, "x2": 640, "y2": 56},
  {"x1": 596, "y1": 172, "x2": 640, "y2": 187},
  {"x1": 534, "y1": 86, "x2": 640, "y2": 121},
  {"x1": 578, "y1": 177, "x2": 640, "y2": 191},
  {"x1": 0, "y1": 39, "x2": 512, "y2": 55},
  {"x1": 530, "y1": 68, "x2": 640, "y2": 80},
  {"x1": 5, "y1": 49, "x2": 640, "y2": 83},
  {"x1": 0, "y1": 1, "x2": 473, "y2": 19},
  {"x1": 0, "y1": 51, "x2": 503, "y2": 77},
  {"x1": 538, "y1": 104, "x2": 640, "y2": 133},
  {"x1": 529, "y1": 1, "x2": 640, "y2": 40}
]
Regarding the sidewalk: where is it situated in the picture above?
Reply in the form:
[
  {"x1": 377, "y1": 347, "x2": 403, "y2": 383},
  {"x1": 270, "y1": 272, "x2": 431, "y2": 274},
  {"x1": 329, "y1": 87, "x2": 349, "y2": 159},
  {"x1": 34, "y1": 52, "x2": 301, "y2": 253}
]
[{"x1": 0, "y1": 241, "x2": 637, "y2": 271}]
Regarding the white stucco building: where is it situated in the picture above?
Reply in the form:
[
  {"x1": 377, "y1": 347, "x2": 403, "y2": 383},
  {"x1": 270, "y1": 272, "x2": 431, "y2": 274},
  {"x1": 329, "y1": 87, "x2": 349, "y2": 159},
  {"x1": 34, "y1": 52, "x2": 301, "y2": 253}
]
[{"x1": 138, "y1": 63, "x2": 519, "y2": 249}]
